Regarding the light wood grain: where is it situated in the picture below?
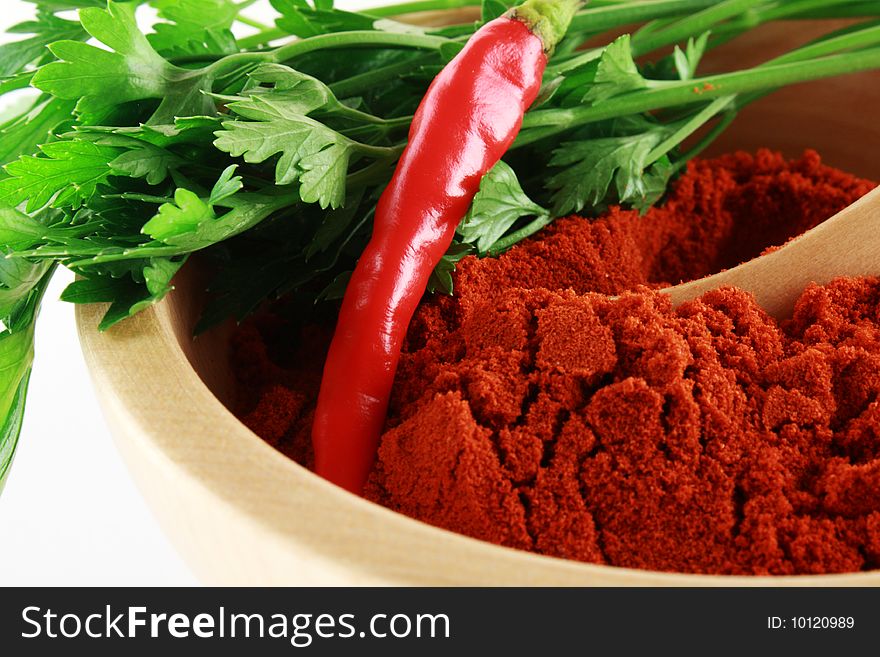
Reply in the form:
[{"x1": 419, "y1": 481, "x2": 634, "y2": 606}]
[
  {"x1": 77, "y1": 17, "x2": 880, "y2": 585},
  {"x1": 663, "y1": 186, "x2": 880, "y2": 317}
]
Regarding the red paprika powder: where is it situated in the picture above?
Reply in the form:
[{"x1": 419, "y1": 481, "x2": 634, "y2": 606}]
[{"x1": 232, "y1": 149, "x2": 880, "y2": 575}]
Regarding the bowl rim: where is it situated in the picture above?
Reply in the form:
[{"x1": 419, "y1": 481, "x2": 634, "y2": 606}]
[
  {"x1": 73, "y1": 8, "x2": 880, "y2": 587},
  {"x1": 76, "y1": 291, "x2": 880, "y2": 586}
]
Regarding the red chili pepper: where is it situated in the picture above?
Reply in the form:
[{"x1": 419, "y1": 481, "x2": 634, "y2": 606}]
[{"x1": 313, "y1": 0, "x2": 580, "y2": 493}]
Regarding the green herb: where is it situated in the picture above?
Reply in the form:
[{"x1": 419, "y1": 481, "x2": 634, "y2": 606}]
[
  {"x1": 458, "y1": 160, "x2": 547, "y2": 253},
  {"x1": 0, "y1": 261, "x2": 53, "y2": 493},
  {"x1": 0, "y1": 97, "x2": 77, "y2": 169},
  {"x1": 1, "y1": 0, "x2": 880, "y2": 488},
  {"x1": 427, "y1": 241, "x2": 473, "y2": 294},
  {"x1": 673, "y1": 32, "x2": 710, "y2": 81},
  {"x1": 582, "y1": 35, "x2": 648, "y2": 102},
  {"x1": 0, "y1": 11, "x2": 87, "y2": 79},
  {"x1": 0, "y1": 141, "x2": 121, "y2": 212},
  {"x1": 149, "y1": 0, "x2": 241, "y2": 57},
  {"x1": 547, "y1": 125, "x2": 668, "y2": 215}
]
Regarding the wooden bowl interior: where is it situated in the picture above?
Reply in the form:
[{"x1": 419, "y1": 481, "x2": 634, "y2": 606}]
[{"x1": 81, "y1": 17, "x2": 880, "y2": 586}]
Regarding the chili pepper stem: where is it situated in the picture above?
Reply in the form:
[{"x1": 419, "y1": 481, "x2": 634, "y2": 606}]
[
  {"x1": 508, "y1": 0, "x2": 583, "y2": 53},
  {"x1": 312, "y1": 3, "x2": 572, "y2": 493}
]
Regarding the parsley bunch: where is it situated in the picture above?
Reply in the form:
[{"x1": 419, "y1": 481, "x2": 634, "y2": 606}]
[{"x1": 2, "y1": 0, "x2": 880, "y2": 489}]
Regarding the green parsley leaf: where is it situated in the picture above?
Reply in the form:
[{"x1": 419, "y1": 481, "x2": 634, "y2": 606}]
[
  {"x1": 0, "y1": 71, "x2": 38, "y2": 99},
  {"x1": 673, "y1": 32, "x2": 710, "y2": 81},
  {"x1": 62, "y1": 255, "x2": 187, "y2": 330},
  {"x1": 214, "y1": 113, "x2": 354, "y2": 209},
  {"x1": 148, "y1": 0, "x2": 240, "y2": 57},
  {"x1": 11, "y1": 184, "x2": 288, "y2": 267},
  {"x1": 209, "y1": 165, "x2": 243, "y2": 205},
  {"x1": 0, "y1": 264, "x2": 53, "y2": 492},
  {"x1": 316, "y1": 270, "x2": 352, "y2": 302},
  {"x1": 633, "y1": 156, "x2": 676, "y2": 214},
  {"x1": 94, "y1": 282, "x2": 160, "y2": 330},
  {"x1": 0, "y1": 366, "x2": 30, "y2": 494},
  {"x1": 459, "y1": 160, "x2": 548, "y2": 254},
  {"x1": 305, "y1": 187, "x2": 366, "y2": 259},
  {"x1": 546, "y1": 128, "x2": 668, "y2": 215},
  {"x1": 270, "y1": 1, "x2": 374, "y2": 38},
  {"x1": 143, "y1": 256, "x2": 185, "y2": 297},
  {"x1": 0, "y1": 140, "x2": 121, "y2": 212},
  {"x1": 427, "y1": 241, "x2": 473, "y2": 295},
  {"x1": 32, "y1": 1, "x2": 213, "y2": 123},
  {"x1": 0, "y1": 97, "x2": 77, "y2": 170},
  {"x1": 213, "y1": 64, "x2": 402, "y2": 210},
  {"x1": 57, "y1": 276, "x2": 120, "y2": 304},
  {"x1": 76, "y1": 116, "x2": 223, "y2": 149},
  {"x1": 583, "y1": 35, "x2": 648, "y2": 103},
  {"x1": 152, "y1": 0, "x2": 239, "y2": 28},
  {"x1": 0, "y1": 11, "x2": 87, "y2": 78},
  {"x1": 65, "y1": 131, "x2": 187, "y2": 186},
  {"x1": 225, "y1": 63, "x2": 338, "y2": 118},
  {"x1": 0, "y1": 207, "x2": 47, "y2": 253},
  {"x1": 109, "y1": 147, "x2": 181, "y2": 186},
  {"x1": 142, "y1": 188, "x2": 215, "y2": 243},
  {"x1": 125, "y1": 187, "x2": 286, "y2": 254}
]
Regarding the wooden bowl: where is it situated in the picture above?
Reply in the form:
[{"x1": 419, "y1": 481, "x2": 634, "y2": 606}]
[{"x1": 77, "y1": 18, "x2": 880, "y2": 585}]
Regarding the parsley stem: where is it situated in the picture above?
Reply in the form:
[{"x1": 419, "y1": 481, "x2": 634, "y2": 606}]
[
  {"x1": 707, "y1": 0, "x2": 868, "y2": 48},
  {"x1": 549, "y1": 0, "x2": 741, "y2": 75},
  {"x1": 588, "y1": 21, "x2": 880, "y2": 171},
  {"x1": 340, "y1": 115, "x2": 413, "y2": 136},
  {"x1": 629, "y1": 0, "x2": 766, "y2": 57},
  {"x1": 237, "y1": 28, "x2": 287, "y2": 49},
  {"x1": 347, "y1": 158, "x2": 397, "y2": 188},
  {"x1": 646, "y1": 96, "x2": 735, "y2": 163},
  {"x1": 768, "y1": 22, "x2": 880, "y2": 66},
  {"x1": 329, "y1": 52, "x2": 439, "y2": 99},
  {"x1": 169, "y1": 54, "x2": 228, "y2": 66},
  {"x1": 112, "y1": 193, "x2": 176, "y2": 205},
  {"x1": 675, "y1": 108, "x2": 737, "y2": 165},
  {"x1": 569, "y1": 0, "x2": 719, "y2": 35},
  {"x1": 235, "y1": 0, "x2": 750, "y2": 73},
  {"x1": 694, "y1": 21, "x2": 880, "y2": 152},
  {"x1": 355, "y1": 142, "x2": 405, "y2": 159},
  {"x1": 741, "y1": 0, "x2": 855, "y2": 23},
  {"x1": 271, "y1": 31, "x2": 451, "y2": 61},
  {"x1": 236, "y1": 15, "x2": 272, "y2": 31},
  {"x1": 517, "y1": 47, "x2": 880, "y2": 146},
  {"x1": 804, "y1": 1, "x2": 880, "y2": 19},
  {"x1": 58, "y1": 194, "x2": 297, "y2": 267},
  {"x1": 239, "y1": 0, "x2": 728, "y2": 57},
  {"x1": 743, "y1": 0, "x2": 880, "y2": 22},
  {"x1": 545, "y1": 47, "x2": 602, "y2": 76},
  {"x1": 363, "y1": 0, "x2": 673, "y2": 19},
  {"x1": 701, "y1": 21, "x2": 880, "y2": 126},
  {"x1": 364, "y1": 0, "x2": 480, "y2": 17},
  {"x1": 338, "y1": 107, "x2": 412, "y2": 127},
  {"x1": 209, "y1": 31, "x2": 451, "y2": 79}
]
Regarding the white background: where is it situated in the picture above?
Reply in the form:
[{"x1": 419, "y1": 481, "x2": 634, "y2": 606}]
[{"x1": 0, "y1": 0, "x2": 377, "y2": 587}]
